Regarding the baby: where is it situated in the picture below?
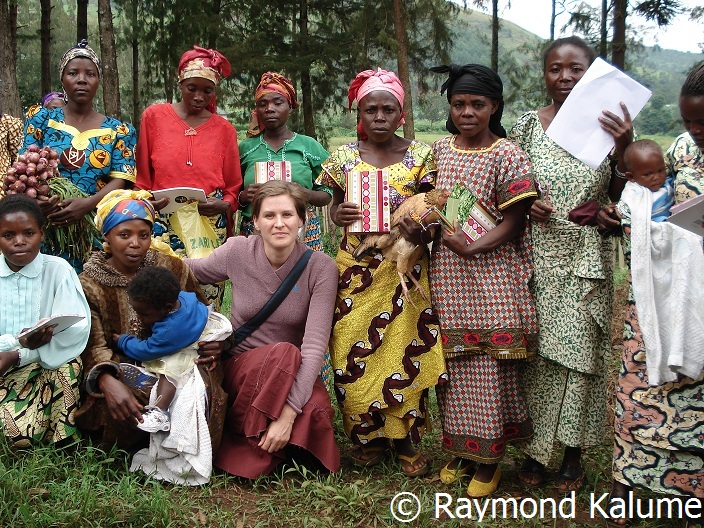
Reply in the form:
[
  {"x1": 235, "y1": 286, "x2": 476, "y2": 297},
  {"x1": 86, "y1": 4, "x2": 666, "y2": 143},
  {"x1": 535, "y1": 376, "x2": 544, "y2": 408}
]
[
  {"x1": 621, "y1": 139, "x2": 673, "y2": 222},
  {"x1": 115, "y1": 266, "x2": 231, "y2": 433}
]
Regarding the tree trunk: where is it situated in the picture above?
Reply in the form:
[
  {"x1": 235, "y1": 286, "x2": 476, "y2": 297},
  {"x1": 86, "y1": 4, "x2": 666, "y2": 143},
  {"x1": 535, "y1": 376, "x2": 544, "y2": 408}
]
[
  {"x1": 491, "y1": 0, "x2": 499, "y2": 72},
  {"x1": 40, "y1": 0, "x2": 52, "y2": 96},
  {"x1": 97, "y1": 0, "x2": 121, "y2": 117},
  {"x1": 299, "y1": 0, "x2": 316, "y2": 138},
  {"x1": 208, "y1": 0, "x2": 222, "y2": 49},
  {"x1": 393, "y1": 0, "x2": 414, "y2": 139},
  {"x1": 132, "y1": 0, "x2": 139, "y2": 127},
  {"x1": 77, "y1": 0, "x2": 88, "y2": 42},
  {"x1": 550, "y1": 0, "x2": 556, "y2": 41},
  {"x1": 611, "y1": 0, "x2": 627, "y2": 69},
  {"x1": 0, "y1": 0, "x2": 21, "y2": 116},
  {"x1": 600, "y1": 0, "x2": 608, "y2": 58}
]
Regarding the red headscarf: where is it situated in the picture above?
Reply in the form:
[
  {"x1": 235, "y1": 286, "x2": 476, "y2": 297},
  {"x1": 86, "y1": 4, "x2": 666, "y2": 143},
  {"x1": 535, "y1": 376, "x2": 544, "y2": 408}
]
[
  {"x1": 177, "y1": 46, "x2": 232, "y2": 114},
  {"x1": 347, "y1": 68, "x2": 405, "y2": 140},
  {"x1": 246, "y1": 72, "x2": 299, "y2": 137}
]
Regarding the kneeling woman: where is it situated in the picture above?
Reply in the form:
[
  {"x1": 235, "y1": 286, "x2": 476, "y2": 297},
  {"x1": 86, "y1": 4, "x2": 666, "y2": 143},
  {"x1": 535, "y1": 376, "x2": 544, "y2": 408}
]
[{"x1": 186, "y1": 181, "x2": 340, "y2": 477}]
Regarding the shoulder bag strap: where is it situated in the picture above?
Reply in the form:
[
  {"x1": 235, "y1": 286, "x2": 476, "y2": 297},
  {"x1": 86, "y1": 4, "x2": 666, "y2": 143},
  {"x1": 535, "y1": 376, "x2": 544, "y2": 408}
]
[{"x1": 226, "y1": 249, "x2": 313, "y2": 354}]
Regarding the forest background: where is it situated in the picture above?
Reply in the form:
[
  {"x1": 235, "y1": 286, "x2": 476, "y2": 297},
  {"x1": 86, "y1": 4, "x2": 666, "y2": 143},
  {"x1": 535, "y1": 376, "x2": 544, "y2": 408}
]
[{"x1": 1, "y1": 2, "x2": 704, "y2": 527}]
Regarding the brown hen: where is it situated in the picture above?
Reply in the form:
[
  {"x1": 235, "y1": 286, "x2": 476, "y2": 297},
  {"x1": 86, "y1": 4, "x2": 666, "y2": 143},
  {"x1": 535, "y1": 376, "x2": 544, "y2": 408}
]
[{"x1": 352, "y1": 188, "x2": 450, "y2": 305}]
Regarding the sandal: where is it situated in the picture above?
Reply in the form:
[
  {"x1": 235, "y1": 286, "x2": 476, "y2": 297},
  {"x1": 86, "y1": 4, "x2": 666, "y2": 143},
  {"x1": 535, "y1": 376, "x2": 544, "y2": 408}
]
[
  {"x1": 556, "y1": 463, "x2": 585, "y2": 492},
  {"x1": 606, "y1": 482, "x2": 632, "y2": 526},
  {"x1": 349, "y1": 443, "x2": 387, "y2": 467},
  {"x1": 519, "y1": 457, "x2": 546, "y2": 487},
  {"x1": 440, "y1": 458, "x2": 475, "y2": 484},
  {"x1": 397, "y1": 451, "x2": 430, "y2": 477}
]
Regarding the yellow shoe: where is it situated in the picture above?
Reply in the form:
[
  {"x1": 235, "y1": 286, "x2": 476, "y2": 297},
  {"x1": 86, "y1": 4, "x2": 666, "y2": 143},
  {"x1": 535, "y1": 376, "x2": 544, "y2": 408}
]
[
  {"x1": 439, "y1": 458, "x2": 474, "y2": 484},
  {"x1": 466, "y1": 466, "x2": 501, "y2": 498}
]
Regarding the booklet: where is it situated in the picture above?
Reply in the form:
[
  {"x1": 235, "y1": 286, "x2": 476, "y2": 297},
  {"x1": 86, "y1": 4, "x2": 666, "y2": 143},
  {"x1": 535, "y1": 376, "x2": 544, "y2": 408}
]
[
  {"x1": 444, "y1": 184, "x2": 496, "y2": 242},
  {"x1": 151, "y1": 187, "x2": 207, "y2": 214},
  {"x1": 16, "y1": 314, "x2": 85, "y2": 340},
  {"x1": 668, "y1": 193, "x2": 704, "y2": 236}
]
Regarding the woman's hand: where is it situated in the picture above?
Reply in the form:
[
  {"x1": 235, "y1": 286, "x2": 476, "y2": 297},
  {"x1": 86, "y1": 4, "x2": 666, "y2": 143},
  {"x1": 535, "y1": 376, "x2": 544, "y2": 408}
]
[
  {"x1": 530, "y1": 199, "x2": 555, "y2": 224},
  {"x1": 441, "y1": 222, "x2": 471, "y2": 257},
  {"x1": 397, "y1": 214, "x2": 425, "y2": 245},
  {"x1": 599, "y1": 101, "x2": 634, "y2": 157},
  {"x1": 195, "y1": 340, "x2": 223, "y2": 372},
  {"x1": 18, "y1": 326, "x2": 53, "y2": 350},
  {"x1": 238, "y1": 184, "x2": 261, "y2": 208},
  {"x1": 198, "y1": 197, "x2": 230, "y2": 217},
  {"x1": 331, "y1": 201, "x2": 362, "y2": 227},
  {"x1": 150, "y1": 197, "x2": 170, "y2": 212},
  {"x1": 47, "y1": 196, "x2": 94, "y2": 226},
  {"x1": 597, "y1": 203, "x2": 622, "y2": 231},
  {"x1": 258, "y1": 403, "x2": 296, "y2": 453},
  {"x1": 36, "y1": 195, "x2": 61, "y2": 216},
  {"x1": 98, "y1": 373, "x2": 145, "y2": 424},
  {"x1": 0, "y1": 352, "x2": 19, "y2": 376}
]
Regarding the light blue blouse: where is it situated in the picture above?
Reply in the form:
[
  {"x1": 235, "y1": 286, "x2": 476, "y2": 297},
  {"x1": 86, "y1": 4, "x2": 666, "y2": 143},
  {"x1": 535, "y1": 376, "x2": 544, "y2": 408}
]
[{"x1": 0, "y1": 253, "x2": 90, "y2": 369}]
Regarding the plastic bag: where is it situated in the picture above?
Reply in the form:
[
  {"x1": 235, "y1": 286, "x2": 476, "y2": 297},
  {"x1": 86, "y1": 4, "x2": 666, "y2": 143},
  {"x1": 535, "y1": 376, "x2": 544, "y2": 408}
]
[{"x1": 169, "y1": 202, "x2": 218, "y2": 259}]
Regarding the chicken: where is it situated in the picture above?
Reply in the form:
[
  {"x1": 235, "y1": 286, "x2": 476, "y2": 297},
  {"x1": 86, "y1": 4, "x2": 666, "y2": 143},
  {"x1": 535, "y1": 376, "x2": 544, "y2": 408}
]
[{"x1": 352, "y1": 188, "x2": 450, "y2": 306}]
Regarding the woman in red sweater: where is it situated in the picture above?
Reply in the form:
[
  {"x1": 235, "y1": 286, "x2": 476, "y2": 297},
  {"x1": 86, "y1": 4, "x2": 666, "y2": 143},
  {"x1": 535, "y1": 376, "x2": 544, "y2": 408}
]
[{"x1": 136, "y1": 46, "x2": 242, "y2": 305}]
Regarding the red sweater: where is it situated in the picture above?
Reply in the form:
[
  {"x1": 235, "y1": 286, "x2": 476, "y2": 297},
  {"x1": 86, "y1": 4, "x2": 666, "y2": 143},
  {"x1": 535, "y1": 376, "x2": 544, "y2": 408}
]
[{"x1": 136, "y1": 103, "x2": 242, "y2": 233}]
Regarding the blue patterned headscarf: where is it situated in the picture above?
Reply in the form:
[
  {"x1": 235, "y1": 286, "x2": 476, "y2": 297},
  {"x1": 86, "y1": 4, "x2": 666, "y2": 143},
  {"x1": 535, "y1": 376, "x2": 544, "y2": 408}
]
[{"x1": 95, "y1": 190, "x2": 155, "y2": 236}]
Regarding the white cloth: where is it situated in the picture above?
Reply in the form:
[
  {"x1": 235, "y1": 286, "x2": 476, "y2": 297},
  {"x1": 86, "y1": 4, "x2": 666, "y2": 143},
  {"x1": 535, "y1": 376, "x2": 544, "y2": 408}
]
[
  {"x1": 619, "y1": 181, "x2": 704, "y2": 386},
  {"x1": 130, "y1": 367, "x2": 212, "y2": 485},
  {"x1": 0, "y1": 253, "x2": 90, "y2": 368}
]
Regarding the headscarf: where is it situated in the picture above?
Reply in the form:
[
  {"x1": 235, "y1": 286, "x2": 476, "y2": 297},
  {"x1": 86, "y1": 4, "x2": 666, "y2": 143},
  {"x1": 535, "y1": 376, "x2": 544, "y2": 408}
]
[
  {"x1": 347, "y1": 68, "x2": 405, "y2": 140},
  {"x1": 246, "y1": 72, "x2": 299, "y2": 137},
  {"x1": 59, "y1": 40, "x2": 101, "y2": 79},
  {"x1": 95, "y1": 189, "x2": 155, "y2": 236},
  {"x1": 41, "y1": 91, "x2": 64, "y2": 107},
  {"x1": 429, "y1": 63, "x2": 506, "y2": 138},
  {"x1": 177, "y1": 46, "x2": 232, "y2": 114}
]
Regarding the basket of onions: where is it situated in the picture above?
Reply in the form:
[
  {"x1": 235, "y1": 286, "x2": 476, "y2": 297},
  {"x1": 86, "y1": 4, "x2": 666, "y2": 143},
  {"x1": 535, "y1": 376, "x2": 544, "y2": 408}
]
[{"x1": 4, "y1": 145, "x2": 100, "y2": 262}]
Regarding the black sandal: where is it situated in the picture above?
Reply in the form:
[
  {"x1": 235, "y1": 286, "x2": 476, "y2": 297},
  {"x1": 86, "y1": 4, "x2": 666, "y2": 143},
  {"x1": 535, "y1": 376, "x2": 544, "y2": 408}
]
[
  {"x1": 556, "y1": 463, "x2": 584, "y2": 492},
  {"x1": 519, "y1": 457, "x2": 547, "y2": 487}
]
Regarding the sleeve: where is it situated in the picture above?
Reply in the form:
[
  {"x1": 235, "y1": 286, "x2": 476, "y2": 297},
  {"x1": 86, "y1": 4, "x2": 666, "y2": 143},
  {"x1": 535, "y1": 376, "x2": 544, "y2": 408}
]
[
  {"x1": 5, "y1": 115, "x2": 23, "y2": 162},
  {"x1": 286, "y1": 256, "x2": 339, "y2": 413},
  {"x1": 0, "y1": 335, "x2": 34, "y2": 366},
  {"x1": 135, "y1": 107, "x2": 155, "y2": 190},
  {"x1": 506, "y1": 112, "x2": 532, "y2": 152},
  {"x1": 117, "y1": 324, "x2": 186, "y2": 362},
  {"x1": 184, "y1": 237, "x2": 240, "y2": 286},
  {"x1": 108, "y1": 122, "x2": 137, "y2": 184},
  {"x1": 414, "y1": 142, "x2": 437, "y2": 188},
  {"x1": 497, "y1": 142, "x2": 538, "y2": 211},
  {"x1": 221, "y1": 127, "x2": 243, "y2": 235},
  {"x1": 317, "y1": 146, "x2": 348, "y2": 190},
  {"x1": 19, "y1": 105, "x2": 49, "y2": 153}
]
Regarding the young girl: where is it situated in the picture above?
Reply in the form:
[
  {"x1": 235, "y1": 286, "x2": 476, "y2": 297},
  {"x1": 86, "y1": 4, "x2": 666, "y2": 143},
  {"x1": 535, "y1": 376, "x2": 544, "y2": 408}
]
[
  {"x1": 0, "y1": 194, "x2": 90, "y2": 447},
  {"x1": 114, "y1": 266, "x2": 232, "y2": 433},
  {"x1": 428, "y1": 64, "x2": 539, "y2": 497}
]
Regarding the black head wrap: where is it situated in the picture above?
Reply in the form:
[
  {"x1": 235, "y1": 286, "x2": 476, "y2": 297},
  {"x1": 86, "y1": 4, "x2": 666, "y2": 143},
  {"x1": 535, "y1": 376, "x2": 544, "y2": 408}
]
[{"x1": 429, "y1": 63, "x2": 506, "y2": 138}]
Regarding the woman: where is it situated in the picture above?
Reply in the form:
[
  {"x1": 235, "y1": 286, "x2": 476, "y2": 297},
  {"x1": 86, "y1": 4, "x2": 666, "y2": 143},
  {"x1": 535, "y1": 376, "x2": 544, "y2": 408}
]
[
  {"x1": 20, "y1": 40, "x2": 137, "y2": 271},
  {"x1": 317, "y1": 69, "x2": 446, "y2": 477},
  {"x1": 238, "y1": 72, "x2": 332, "y2": 251},
  {"x1": 610, "y1": 63, "x2": 704, "y2": 525},
  {"x1": 185, "y1": 181, "x2": 340, "y2": 478},
  {"x1": 74, "y1": 190, "x2": 226, "y2": 452},
  {"x1": 507, "y1": 36, "x2": 633, "y2": 490},
  {"x1": 428, "y1": 64, "x2": 538, "y2": 497},
  {"x1": 136, "y1": 45, "x2": 242, "y2": 306},
  {"x1": 0, "y1": 194, "x2": 90, "y2": 448}
]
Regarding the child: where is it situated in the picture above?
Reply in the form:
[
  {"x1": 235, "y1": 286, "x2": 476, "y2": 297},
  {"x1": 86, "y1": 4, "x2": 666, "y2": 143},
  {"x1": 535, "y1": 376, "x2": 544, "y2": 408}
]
[
  {"x1": 428, "y1": 64, "x2": 539, "y2": 497},
  {"x1": 115, "y1": 266, "x2": 231, "y2": 433},
  {"x1": 620, "y1": 139, "x2": 674, "y2": 222},
  {"x1": 0, "y1": 194, "x2": 90, "y2": 447}
]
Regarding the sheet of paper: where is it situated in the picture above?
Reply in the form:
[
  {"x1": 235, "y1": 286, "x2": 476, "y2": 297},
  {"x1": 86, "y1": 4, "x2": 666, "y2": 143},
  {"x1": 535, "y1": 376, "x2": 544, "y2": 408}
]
[
  {"x1": 545, "y1": 57, "x2": 652, "y2": 169},
  {"x1": 151, "y1": 187, "x2": 207, "y2": 214},
  {"x1": 16, "y1": 314, "x2": 85, "y2": 340}
]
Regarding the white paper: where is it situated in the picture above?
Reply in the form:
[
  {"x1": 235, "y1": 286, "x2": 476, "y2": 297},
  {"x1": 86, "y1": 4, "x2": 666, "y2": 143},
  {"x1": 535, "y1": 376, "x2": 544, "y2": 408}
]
[
  {"x1": 546, "y1": 57, "x2": 652, "y2": 169},
  {"x1": 16, "y1": 314, "x2": 85, "y2": 340},
  {"x1": 151, "y1": 187, "x2": 207, "y2": 214}
]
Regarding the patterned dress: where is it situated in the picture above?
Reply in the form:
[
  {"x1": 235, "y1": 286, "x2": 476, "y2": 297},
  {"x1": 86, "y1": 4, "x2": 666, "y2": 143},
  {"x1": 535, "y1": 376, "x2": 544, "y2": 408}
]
[
  {"x1": 430, "y1": 136, "x2": 538, "y2": 463},
  {"x1": 317, "y1": 140, "x2": 446, "y2": 445},
  {"x1": 239, "y1": 133, "x2": 332, "y2": 251},
  {"x1": 0, "y1": 114, "x2": 23, "y2": 194},
  {"x1": 508, "y1": 111, "x2": 615, "y2": 465},
  {"x1": 612, "y1": 132, "x2": 704, "y2": 497}
]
